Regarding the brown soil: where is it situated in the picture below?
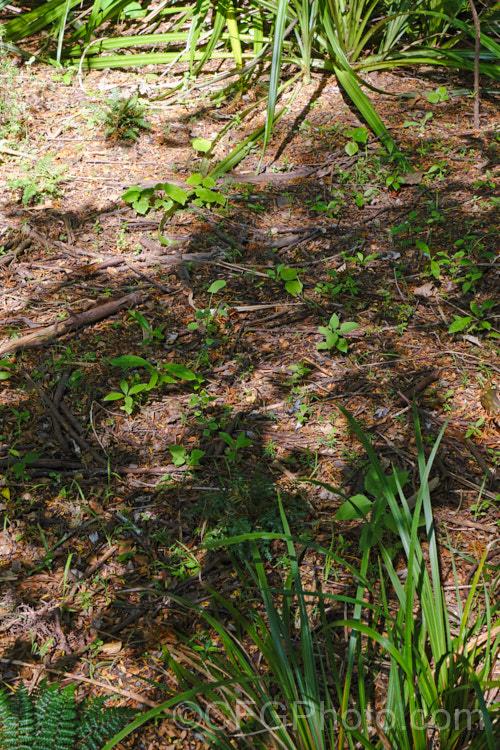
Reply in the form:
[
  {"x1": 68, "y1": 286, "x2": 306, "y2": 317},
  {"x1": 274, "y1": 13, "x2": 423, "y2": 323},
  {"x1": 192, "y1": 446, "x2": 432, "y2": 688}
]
[{"x1": 0, "y1": 52, "x2": 499, "y2": 748}]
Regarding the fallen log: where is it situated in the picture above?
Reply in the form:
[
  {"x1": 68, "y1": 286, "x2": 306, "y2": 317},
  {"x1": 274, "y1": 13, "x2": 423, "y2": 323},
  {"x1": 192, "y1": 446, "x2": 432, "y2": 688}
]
[{"x1": 0, "y1": 292, "x2": 143, "y2": 356}]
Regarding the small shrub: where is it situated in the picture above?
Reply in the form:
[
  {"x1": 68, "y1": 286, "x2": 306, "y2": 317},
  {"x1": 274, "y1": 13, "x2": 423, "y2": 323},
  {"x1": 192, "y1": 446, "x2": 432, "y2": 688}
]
[{"x1": 103, "y1": 94, "x2": 150, "y2": 142}]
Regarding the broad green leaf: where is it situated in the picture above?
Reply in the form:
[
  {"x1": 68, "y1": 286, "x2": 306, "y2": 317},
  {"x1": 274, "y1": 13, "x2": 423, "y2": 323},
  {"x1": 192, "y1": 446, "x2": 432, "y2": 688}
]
[
  {"x1": 449, "y1": 316, "x2": 472, "y2": 333},
  {"x1": 339, "y1": 321, "x2": 359, "y2": 334},
  {"x1": 103, "y1": 392, "x2": 124, "y2": 401},
  {"x1": 416, "y1": 239, "x2": 429, "y2": 253},
  {"x1": 285, "y1": 279, "x2": 303, "y2": 297},
  {"x1": 110, "y1": 355, "x2": 155, "y2": 371},
  {"x1": 195, "y1": 187, "x2": 225, "y2": 204},
  {"x1": 128, "y1": 383, "x2": 147, "y2": 395},
  {"x1": 188, "y1": 449, "x2": 205, "y2": 466},
  {"x1": 185, "y1": 173, "x2": 204, "y2": 186},
  {"x1": 132, "y1": 197, "x2": 152, "y2": 215},
  {"x1": 162, "y1": 183, "x2": 188, "y2": 205},
  {"x1": 279, "y1": 267, "x2": 298, "y2": 281},
  {"x1": 336, "y1": 338, "x2": 348, "y2": 353},
  {"x1": 147, "y1": 371, "x2": 159, "y2": 389},
  {"x1": 207, "y1": 280, "x2": 226, "y2": 294},
  {"x1": 348, "y1": 127, "x2": 369, "y2": 143},
  {"x1": 430, "y1": 260, "x2": 440, "y2": 279},
  {"x1": 192, "y1": 137, "x2": 211, "y2": 153},
  {"x1": 169, "y1": 445, "x2": 187, "y2": 467},
  {"x1": 329, "y1": 313, "x2": 340, "y2": 330},
  {"x1": 164, "y1": 363, "x2": 198, "y2": 380},
  {"x1": 345, "y1": 141, "x2": 359, "y2": 156},
  {"x1": 335, "y1": 494, "x2": 373, "y2": 520}
]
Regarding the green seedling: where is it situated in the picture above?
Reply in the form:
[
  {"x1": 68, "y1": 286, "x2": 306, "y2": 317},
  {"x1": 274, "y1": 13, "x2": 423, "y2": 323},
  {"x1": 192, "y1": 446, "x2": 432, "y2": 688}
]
[
  {"x1": 296, "y1": 402, "x2": 311, "y2": 427},
  {"x1": 7, "y1": 155, "x2": 66, "y2": 205},
  {"x1": 317, "y1": 313, "x2": 359, "y2": 353},
  {"x1": 403, "y1": 111, "x2": 433, "y2": 134},
  {"x1": 344, "y1": 126, "x2": 368, "y2": 156},
  {"x1": 449, "y1": 298, "x2": 497, "y2": 336},
  {"x1": 267, "y1": 264, "x2": 303, "y2": 297},
  {"x1": 168, "y1": 445, "x2": 205, "y2": 468},
  {"x1": 427, "y1": 86, "x2": 449, "y2": 103},
  {"x1": 342, "y1": 249, "x2": 379, "y2": 268},
  {"x1": 104, "y1": 355, "x2": 199, "y2": 414},
  {"x1": 287, "y1": 362, "x2": 312, "y2": 383},
  {"x1": 128, "y1": 311, "x2": 165, "y2": 345},
  {"x1": 122, "y1": 167, "x2": 226, "y2": 239},
  {"x1": 102, "y1": 378, "x2": 149, "y2": 415},
  {"x1": 309, "y1": 194, "x2": 344, "y2": 218},
  {"x1": 465, "y1": 417, "x2": 485, "y2": 439},
  {"x1": 188, "y1": 279, "x2": 227, "y2": 345},
  {"x1": 11, "y1": 408, "x2": 30, "y2": 437},
  {"x1": 7, "y1": 449, "x2": 41, "y2": 479},
  {"x1": 218, "y1": 430, "x2": 253, "y2": 463}
]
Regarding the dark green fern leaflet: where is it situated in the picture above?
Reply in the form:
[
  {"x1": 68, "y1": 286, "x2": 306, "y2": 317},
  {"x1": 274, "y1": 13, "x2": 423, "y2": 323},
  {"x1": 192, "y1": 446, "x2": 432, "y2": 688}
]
[{"x1": 0, "y1": 679, "x2": 137, "y2": 750}]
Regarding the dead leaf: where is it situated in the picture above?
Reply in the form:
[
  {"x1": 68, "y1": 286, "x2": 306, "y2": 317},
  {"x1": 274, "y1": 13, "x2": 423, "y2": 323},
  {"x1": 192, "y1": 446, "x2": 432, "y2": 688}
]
[
  {"x1": 99, "y1": 640, "x2": 122, "y2": 655},
  {"x1": 399, "y1": 170, "x2": 424, "y2": 185},
  {"x1": 464, "y1": 334, "x2": 482, "y2": 347},
  {"x1": 414, "y1": 282, "x2": 436, "y2": 298}
]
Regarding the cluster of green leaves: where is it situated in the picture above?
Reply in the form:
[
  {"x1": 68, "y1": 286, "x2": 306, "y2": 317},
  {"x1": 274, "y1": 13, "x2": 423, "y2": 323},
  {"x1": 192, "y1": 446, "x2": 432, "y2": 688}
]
[
  {"x1": 317, "y1": 312, "x2": 359, "y2": 352},
  {"x1": 267, "y1": 264, "x2": 304, "y2": 297},
  {"x1": 103, "y1": 354, "x2": 199, "y2": 414},
  {"x1": 122, "y1": 172, "x2": 226, "y2": 231},
  {"x1": 105, "y1": 408, "x2": 500, "y2": 750},
  {"x1": 0, "y1": 679, "x2": 136, "y2": 750},
  {"x1": 7, "y1": 155, "x2": 66, "y2": 206},
  {"x1": 192, "y1": 471, "x2": 308, "y2": 560},
  {"x1": 103, "y1": 93, "x2": 150, "y2": 142},
  {"x1": 4, "y1": 1, "x2": 500, "y2": 175}
]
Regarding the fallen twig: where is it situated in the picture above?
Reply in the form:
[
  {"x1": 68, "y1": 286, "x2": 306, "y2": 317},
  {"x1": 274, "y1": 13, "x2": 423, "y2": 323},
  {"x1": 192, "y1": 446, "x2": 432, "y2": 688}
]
[{"x1": 0, "y1": 292, "x2": 143, "y2": 356}]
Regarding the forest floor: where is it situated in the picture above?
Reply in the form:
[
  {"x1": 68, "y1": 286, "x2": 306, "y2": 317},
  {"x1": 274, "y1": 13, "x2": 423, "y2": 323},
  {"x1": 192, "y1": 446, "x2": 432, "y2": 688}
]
[{"x1": 0, "y1": 49, "x2": 499, "y2": 748}]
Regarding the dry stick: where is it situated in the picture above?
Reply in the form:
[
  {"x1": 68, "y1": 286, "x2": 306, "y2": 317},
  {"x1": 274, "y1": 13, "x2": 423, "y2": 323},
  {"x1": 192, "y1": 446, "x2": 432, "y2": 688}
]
[
  {"x1": 0, "y1": 292, "x2": 143, "y2": 356},
  {"x1": 21, "y1": 369, "x2": 108, "y2": 468},
  {"x1": 65, "y1": 544, "x2": 119, "y2": 602},
  {"x1": 0, "y1": 658, "x2": 158, "y2": 708},
  {"x1": 469, "y1": 0, "x2": 481, "y2": 129},
  {"x1": 21, "y1": 224, "x2": 105, "y2": 259},
  {"x1": 59, "y1": 401, "x2": 86, "y2": 435},
  {"x1": 124, "y1": 260, "x2": 174, "y2": 294},
  {"x1": 53, "y1": 370, "x2": 71, "y2": 408}
]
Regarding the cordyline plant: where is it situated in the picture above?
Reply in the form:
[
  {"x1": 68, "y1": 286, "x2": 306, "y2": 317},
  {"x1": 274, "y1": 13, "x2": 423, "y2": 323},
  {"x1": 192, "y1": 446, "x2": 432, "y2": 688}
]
[
  {"x1": 102, "y1": 405, "x2": 500, "y2": 750},
  {"x1": 2, "y1": 1, "x2": 500, "y2": 169}
]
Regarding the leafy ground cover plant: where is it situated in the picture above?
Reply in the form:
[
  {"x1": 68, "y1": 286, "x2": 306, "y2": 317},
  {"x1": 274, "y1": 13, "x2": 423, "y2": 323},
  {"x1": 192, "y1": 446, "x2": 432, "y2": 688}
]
[
  {"x1": 7, "y1": 155, "x2": 66, "y2": 205},
  {"x1": 103, "y1": 93, "x2": 150, "y2": 142},
  {"x1": 0, "y1": 679, "x2": 136, "y2": 750},
  {"x1": 192, "y1": 471, "x2": 309, "y2": 560},
  {"x1": 104, "y1": 407, "x2": 500, "y2": 749}
]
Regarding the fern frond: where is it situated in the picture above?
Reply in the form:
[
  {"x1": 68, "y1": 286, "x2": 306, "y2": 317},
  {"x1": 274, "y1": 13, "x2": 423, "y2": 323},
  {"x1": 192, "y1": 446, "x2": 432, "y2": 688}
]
[
  {"x1": 76, "y1": 697, "x2": 137, "y2": 750},
  {"x1": 0, "y1": 682, "x2": 35, "y2": 750},
  {"x1": 34, "y1": 681, "x2": 77, "y2": 750},
  {"x1": 0, "y1": 680, "x2": 137, "y2": 750}
]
